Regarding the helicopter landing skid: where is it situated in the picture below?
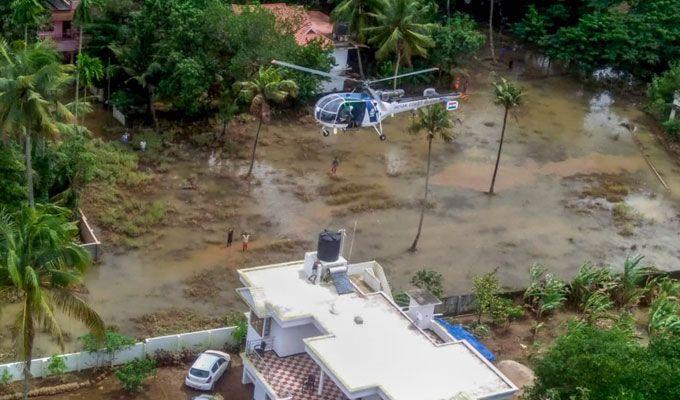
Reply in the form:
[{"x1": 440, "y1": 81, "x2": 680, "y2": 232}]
[{"x1": 373, "y1": 124, "x2": 386, "y2": 141}]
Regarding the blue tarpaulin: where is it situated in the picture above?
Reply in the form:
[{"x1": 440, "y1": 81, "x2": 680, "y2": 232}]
[{"x1": 435, "y1": 317, "x2": 496, "y2": 362}]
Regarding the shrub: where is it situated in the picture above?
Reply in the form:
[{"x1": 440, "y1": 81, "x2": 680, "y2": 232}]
[
  {"x1": 0, "y1": 368, "x2": 11, "y2": 390},
  {"x1": 47, "y1": 355, "x2": 67, "y2": 377},
  {"x1": 393, "y1": 292, "x2": 410, "y2": 307},
  {"x1": 225, "y1": 313, "x2": 247, "y2": 348},
  {"x1": 527, "y1": 324, "x2": 680, "y2": 400},
  {"x1": 80, "y1": 329, "x2": 136, "y2": 366},
  {"x1": 411, "y1": 269, "x2": 443, "y2": 298},
  {"x1": 490, "y1": 297, "x2": 524, "y2": 327},
  {"x1": 662, "y1": 119, "x2": 680, "y2": 139},
  {"x1": 568, "y1": 262, "x2": 618, "y2": 310},
  {"x1": 115, "y1": 358, "x2": 157, "y2": 392},
  {"x1": 524, "y1": 264, "x2": 567, "y2": 320},
  {"x1": 647, "y1": 62, "x2": 680, "y2": 121},
  {"x1": 472, "y1": 269, "x2": 501, "y2": 324}
]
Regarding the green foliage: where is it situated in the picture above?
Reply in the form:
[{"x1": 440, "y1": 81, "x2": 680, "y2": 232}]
[
  {"x1": 649, "y1": 296, "x2": 680, "y2": 335},
  {"x1": 493, "y1": 78, "x2": 523, "y2": 109},
  {"x1": 0, "y1": 368, "x2": 12, "y2": 388},
  {"x1": 47, "y1": 355, "x2": 67, "y2": 376},
  {"x1": 568, "y1": 262, "x2": 618, "y2": 311},
  {"x1": 526, "y1": 324, "x2": 680, "y2": 400},
  {"x1": 0, "y1": 204, "x2": 105, "y2": 395},
  {"x1": 0, "y1": 142, "x2": 26, "y2": 208},
  {"x1": 430, "y1": 13, "x2": 485, "y2": 73},
  {"x1": 511, "y1": 5, "x2": 549, "y2": 47},
  {"x1": 647, "y1": 63, "x2": 680, "y2": 118},
  {"x1": 80, "y1": 329, "x2": 135, "y2": 357},
  {"x1": 490, "y1": 297, "x2": 524, "y2": 327},
  {"x1": 226, "y1": 313, "x2": 247, "y2": 346},
  {"x1": 408, "y1": 104, "x2": 453, "y2": 141},
  {"x1": 613, "y1": 255, "x2": 649, "y2": 308},
  {"x1": 283, "y1": 39, "x2": 333, "y2": 103},
  {"x1": 331, "y1": 0, "x2": 381, "y2": 43},
  {"x1": 364, "y1": 0, "x2": 436, "y2": 87},
  {"x1": 663, "y1": 119, "x2": 680, "y2": 138},
  {"x1": 581, "y1": 290, "x2": 614, "y2": 323},
  {"x1": 114, "y1": 358, "x2": 156, "y2": 392},
  {"x1": 393, "y1": 292, "x2": 410, "y2": 307},
  {"x1": 472, "y1": 270, "x2": 500, "y2": 323},
  {"x1": 524, "y1": 264, "x2": 567, "y2": 320},
  {"x1": 76, "y1": 53, "x2": 104, "y2": 89},
  {"x1": 410, "y1": 269, "x2": 443, "y2": 298}
]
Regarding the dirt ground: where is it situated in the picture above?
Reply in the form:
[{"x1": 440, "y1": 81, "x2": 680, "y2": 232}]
[
  {"x1": 4, "y1": 49, "x2": 680, "y2": 359},
  {"x1": 16, "y1": 357, "x2": 252, "y2": 400}
]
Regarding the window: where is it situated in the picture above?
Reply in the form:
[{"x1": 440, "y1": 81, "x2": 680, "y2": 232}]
[
  {"x1": 190, "y1": 368, "x2": 209, "y2": 378},
  {"x1": 211, "y1": 363, "x2": 219, "y2": 373},
  {"x1": 263, "y1": 317, "x2": 271, "y2": 337}
]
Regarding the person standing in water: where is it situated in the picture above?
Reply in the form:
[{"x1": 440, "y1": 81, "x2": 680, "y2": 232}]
[
  {"x1": 330, "y1": 157, "x2": 340, "y2": 174},
  {"x1": 241, "y1": 232, "x2": 250, "y2": 252},
  {"x1": 227, "y1": 227, "x2": 234, "y2": 247}
]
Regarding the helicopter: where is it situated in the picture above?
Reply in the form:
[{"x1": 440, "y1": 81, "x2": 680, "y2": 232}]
[{"x1": 272, "y1": 60, "x2": 461, "y2": 141}]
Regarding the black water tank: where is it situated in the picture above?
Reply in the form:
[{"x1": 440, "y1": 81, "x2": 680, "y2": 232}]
[{"x1": 317, "y1": 230, "x2": 341, "y2": 262}]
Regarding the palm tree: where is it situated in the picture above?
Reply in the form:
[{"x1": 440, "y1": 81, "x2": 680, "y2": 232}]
[
  {"x1": 73, "y1": 0, "x2": 102, "y2": 124},
  {"x1": 0, "y1": 204, "x2": 105, "y2": 400},
  {"x1": 233, "y1": 67, "x2": 298, "y2": 177},
  {"x1": 364, "y1": 0, "x2": 436, "y2": 89},
  {"x1": 0, "y1": 40, "x2": 75, "y2": 209},
  {"x1": 75, "y1": 53, "x2": 103, "y2": 124},
  {"x1": 331, "y1": 0, "x2": 381, "y2": 43},
  {"x1": 10, "y1": 0, "x2": 45, "y2": 44},
  {"x1": 488, "y1": 0, "x2": 496, "y2": 64},
  {"x1": 110, "y1": 44, "x2": 161, "y2": 130},
  {"x1": 488, "y1": 78, "x2": 522, "y2": 195},
  {"x1": 408, "y1": 104, "x2": 452, "y2": 252}
]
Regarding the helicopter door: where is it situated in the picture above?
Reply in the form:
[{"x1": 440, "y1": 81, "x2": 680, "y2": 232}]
[
  {"x1": 367, "y1": 102, "x2": 378, "y2": 123},
  {"x1": 349, "y1": 101, "x2": 366, "y2": 128}
]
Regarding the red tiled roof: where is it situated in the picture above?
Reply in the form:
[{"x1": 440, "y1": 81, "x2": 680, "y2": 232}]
[{"x1": 232, "y1": 3, "x2": 333, "y2": 46}]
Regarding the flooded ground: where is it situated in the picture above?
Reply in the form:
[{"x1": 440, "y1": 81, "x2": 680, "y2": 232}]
[{"x1": 5, "y1": 58, "x2": 680, "y2": 359}]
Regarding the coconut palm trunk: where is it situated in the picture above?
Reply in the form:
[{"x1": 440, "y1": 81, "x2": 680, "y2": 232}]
[
  {"x1": 21, "y1": 295, "x2": 34, "y2": 400},
  {"x1": 74, "y1": 29, "x2": 83, "y2": 125},
  {"x1": 393, "y1": 50, "x2": 401, "y2": 90},
  {"x1": 488, "y1": 105, "x2": 508, "y2": 195},
  {"x1": 247, "y1": 117, "x2": 263, "y2": 177},
  {"x1": 148, "y1": 88, "x2": 158, "y2": 131},
  {"x1": 24, "y1": 131, "x2": 35, "y2": 208},
  {"x1": 489, "y1": 0, "x2": 496, "y2": 64},
  {"x1": 410, "y1": 134, "x2": 433, "y2": 252}
]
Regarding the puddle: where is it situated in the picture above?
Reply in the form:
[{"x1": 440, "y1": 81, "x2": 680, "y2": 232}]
[{"x1": 625, "y1": 193, "x2": 679, "y2": 223}]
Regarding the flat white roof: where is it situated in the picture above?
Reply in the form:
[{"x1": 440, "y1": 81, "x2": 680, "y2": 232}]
[{"x1": 238, "y1": 261, "x2": 517, "y2": 400}]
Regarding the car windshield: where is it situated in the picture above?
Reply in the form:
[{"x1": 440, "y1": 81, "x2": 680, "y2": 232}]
[{"x1": 190, "y1": 368, "x2": 209, "y2": 378}]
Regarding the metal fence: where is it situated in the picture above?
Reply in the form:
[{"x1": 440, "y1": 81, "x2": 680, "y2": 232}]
[{"x1": 0, "y1": 326, "x2": 237, "y2": 383}]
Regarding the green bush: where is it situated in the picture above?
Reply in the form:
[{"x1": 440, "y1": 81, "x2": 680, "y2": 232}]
[
  {"x1": 490, "y1": 297, "x2": 524, "y2": 327},
  {"x1": 411, "y1": 269, "x2": 444, "y2": 298},
  {"x1": 47, "y1": 355, "x2": 67, "y2": 377},
  {"x1": 115, "y1": 358, "x2": 157, "y2": 392},
  {"x1": 472, "y1": 270, "x2": 501, "y2": 324},
  {"x1": 80, "y1": 329, "x2": 136, "y2": 366},
  {"x1": 224, "y1": 313, "x2": 247, "y2": 347},
  {"x1": 393, "y1": 292, "x2": 410, "y2": 307},
  {"x1": 430, "y1": 13, "x2": 485, "y2": 72},
  {"x1": 647, "y1": 63, "x2": 680, "y2": 120},
  {"x1": 662, "y1": 119, "x2": 680, "y2": 139},
  {"x1": 0, "y1": 368, "x2": 11, "y2": 389},
  {"x1": 526, "y1": 324, "x2": 680, "y2": 400},
  {"x1": 524, "y1": 264, "x2": 567, "y2": 320}
]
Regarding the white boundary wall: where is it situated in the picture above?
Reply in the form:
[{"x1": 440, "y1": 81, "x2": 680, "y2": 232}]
[{"x1": 0, "y1": 326, "x2": 236, "y2": 382}]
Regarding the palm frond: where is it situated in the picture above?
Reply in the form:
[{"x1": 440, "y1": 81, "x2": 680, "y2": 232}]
[{"x1": 50, "y1": 289, "x2": 105, "y2": 341}]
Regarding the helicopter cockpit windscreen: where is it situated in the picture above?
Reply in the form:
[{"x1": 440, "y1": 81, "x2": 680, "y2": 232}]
[{"x1": 316, "y1": 95, "x2": 345, "y2": 124}]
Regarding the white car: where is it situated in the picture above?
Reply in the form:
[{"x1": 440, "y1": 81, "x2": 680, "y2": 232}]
[{"x1": 185, "y1": 350, "x2": 231, "y2": 391}]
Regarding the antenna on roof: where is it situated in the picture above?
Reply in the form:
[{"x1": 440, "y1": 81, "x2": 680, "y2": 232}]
[{"x1": 347, "y1": 219, "x2": 358, "y2": 262}]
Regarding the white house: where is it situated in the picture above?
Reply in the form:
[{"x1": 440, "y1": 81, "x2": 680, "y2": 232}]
[{"x1": 236, "y1": 231, "x2": 518, "y2": 400}]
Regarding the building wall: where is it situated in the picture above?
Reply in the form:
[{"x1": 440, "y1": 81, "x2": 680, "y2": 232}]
[{"x1": 271, "y1": 319, "x2": 322, "y2": 357}]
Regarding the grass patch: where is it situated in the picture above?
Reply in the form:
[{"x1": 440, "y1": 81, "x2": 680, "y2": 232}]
[
  {"x1": 99, "y1": 199, "x2": 166, "y2": 238},
  {"x1": 581, "y1": 178, "x2": 630, "y2": 203}
]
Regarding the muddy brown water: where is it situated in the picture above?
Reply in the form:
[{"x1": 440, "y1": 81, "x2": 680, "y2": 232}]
[{"x1": 4, "y1": 66, "x2": 680, "y2": 360}]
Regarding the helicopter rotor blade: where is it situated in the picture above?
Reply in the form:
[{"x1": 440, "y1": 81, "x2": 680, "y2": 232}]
[
  {"x1": 271, "y1": 60, "x2": 362, "y2": 83},
  {"x1": 367, "y1": 67, "x2": 439, "y2": 85}
]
